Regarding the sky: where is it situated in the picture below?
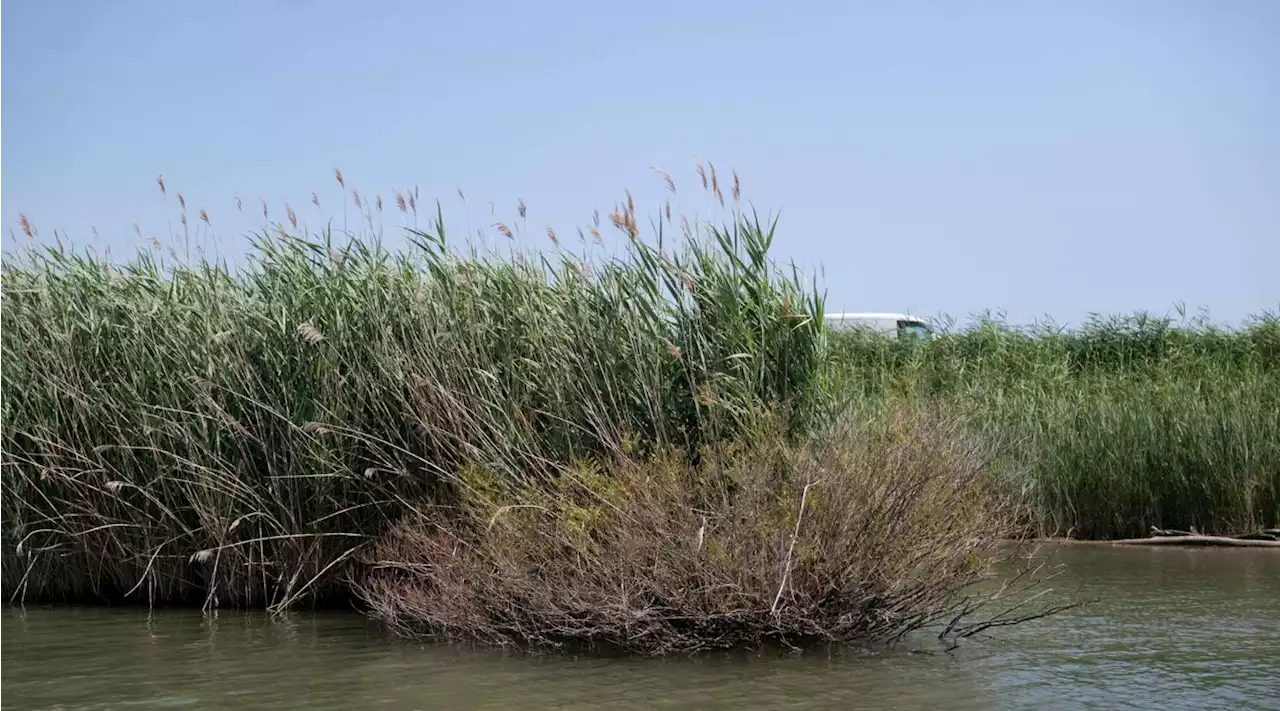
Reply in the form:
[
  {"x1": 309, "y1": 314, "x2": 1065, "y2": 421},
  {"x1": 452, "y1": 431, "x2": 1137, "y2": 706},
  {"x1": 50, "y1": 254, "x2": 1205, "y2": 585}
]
[{"x1": 3, "y1": 0, "x2": 1278, "y2": 327}]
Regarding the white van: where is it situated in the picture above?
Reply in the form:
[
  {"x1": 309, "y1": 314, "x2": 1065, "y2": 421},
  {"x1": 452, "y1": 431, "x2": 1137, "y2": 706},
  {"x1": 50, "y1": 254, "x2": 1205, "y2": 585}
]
[{"x1": 826, "y1": 312, "x2": 934, "y2": 340}]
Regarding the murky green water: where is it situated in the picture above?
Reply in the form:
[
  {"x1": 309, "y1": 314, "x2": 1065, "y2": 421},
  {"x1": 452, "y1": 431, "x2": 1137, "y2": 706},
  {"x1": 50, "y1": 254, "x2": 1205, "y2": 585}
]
[{"x1": 3, "y1": 545, "x2": 1278, "y2": 710}]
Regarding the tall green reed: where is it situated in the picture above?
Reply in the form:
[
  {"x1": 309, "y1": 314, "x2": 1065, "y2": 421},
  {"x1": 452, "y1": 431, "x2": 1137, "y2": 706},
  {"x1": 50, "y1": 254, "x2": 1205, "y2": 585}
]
[
  {"x1": 822, "y1": 312, "x2": 1280, "y2": 538},
  {"x1": 2, "y1": 190, "x2": 824, "y2": 608}
]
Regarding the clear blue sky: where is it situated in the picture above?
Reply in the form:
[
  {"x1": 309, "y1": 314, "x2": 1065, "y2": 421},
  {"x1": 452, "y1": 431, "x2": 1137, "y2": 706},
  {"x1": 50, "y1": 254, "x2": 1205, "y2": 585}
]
[{"x1": 4, "y1": 0, "x2": 1278, "y2": 326}]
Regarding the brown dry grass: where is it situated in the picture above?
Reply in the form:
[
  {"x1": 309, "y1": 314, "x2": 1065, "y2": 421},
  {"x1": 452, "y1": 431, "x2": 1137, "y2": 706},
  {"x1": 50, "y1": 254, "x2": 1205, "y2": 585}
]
[{"x1": 358, "y1": 407, "x2": 1035, "y2": 655}]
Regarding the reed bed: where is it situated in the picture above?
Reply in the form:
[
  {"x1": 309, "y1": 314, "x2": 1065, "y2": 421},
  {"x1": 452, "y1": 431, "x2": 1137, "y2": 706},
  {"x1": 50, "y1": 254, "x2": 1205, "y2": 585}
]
[
  {"x1": 823, "y1": 313, "x2": 1280, "y2": 539},
  {"x1": 2, "y1": 177, "x2": 824, "y2": 609},
  {"x1": 3, "y1": 170, "x2": 1272, "y2": 651}
]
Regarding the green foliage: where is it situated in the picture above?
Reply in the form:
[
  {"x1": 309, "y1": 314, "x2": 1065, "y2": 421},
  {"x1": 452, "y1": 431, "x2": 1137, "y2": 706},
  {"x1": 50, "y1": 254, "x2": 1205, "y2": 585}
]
[
  {"x1": 0, "y1": 209, "x2": 823, "y2": 606},
  {"x1": 823, "y1": 312, "x2": 1280, "y2": 538},
  {"x1": 3, "y1": 187, "x2": 1275, "y2": 615}
]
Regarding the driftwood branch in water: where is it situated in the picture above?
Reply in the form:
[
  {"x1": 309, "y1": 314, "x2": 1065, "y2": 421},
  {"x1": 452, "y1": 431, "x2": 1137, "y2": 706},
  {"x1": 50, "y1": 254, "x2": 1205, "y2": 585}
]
[
  {"x1": 1111, "y1": 534, "x2": 1280, "y2": 548},
  {"x1": 1234, "y1": 531, "x2": 1280, "y2": 541},
  {"x1": 1149, "y1": 526, "x2": 1195, "y2": 537}
]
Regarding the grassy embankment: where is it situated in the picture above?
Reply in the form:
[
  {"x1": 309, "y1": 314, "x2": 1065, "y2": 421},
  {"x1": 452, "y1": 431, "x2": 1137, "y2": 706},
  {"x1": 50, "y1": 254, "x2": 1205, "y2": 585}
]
[
  {"x1": 3, "y1": 172, "x2": 1273, "y2": 651},
  {"x1": 6, "y1": 202, "x2": 1021, "y2": 652},
  {"x1": 823, "y1": 313, "x2": 1280, "y2": 539},
  {"x1": 3, "y1": 189, "x2": 823, "y2": 610}
]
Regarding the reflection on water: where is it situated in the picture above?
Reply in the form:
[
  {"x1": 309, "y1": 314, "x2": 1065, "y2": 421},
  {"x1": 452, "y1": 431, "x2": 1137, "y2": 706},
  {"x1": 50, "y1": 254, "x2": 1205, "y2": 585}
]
[{"x1": 3, "y1": 546, "x2": 1278, "y2": 710}]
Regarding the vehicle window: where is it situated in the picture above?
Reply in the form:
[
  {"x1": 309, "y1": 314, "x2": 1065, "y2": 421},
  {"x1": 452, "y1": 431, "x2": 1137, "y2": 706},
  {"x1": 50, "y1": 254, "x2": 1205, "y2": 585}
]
[{"x1": 897, "y1": 321, "x2": 931, "y2": 340}]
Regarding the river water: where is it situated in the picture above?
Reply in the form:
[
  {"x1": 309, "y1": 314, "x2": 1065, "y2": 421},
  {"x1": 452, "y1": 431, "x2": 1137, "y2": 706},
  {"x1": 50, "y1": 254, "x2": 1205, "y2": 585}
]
[{"x1": 3, "y1": 545, "x2": 1277, "y2": 710}]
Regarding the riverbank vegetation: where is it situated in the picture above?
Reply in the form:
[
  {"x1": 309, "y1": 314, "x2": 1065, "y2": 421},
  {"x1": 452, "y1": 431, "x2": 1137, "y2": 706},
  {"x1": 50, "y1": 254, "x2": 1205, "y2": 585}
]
[
  {"x1": 3, "y1": 171, "x2": 1274, "y2": 651},
  {"x1": 361, "y1": 406, "x2": 1023, "y2": 654},
  {"x1": 824, "y1": 312, "x2": 1280, "y2": 539},
  {"x1": 3, "y1": 195, "x2": 827, "y2": 610}
]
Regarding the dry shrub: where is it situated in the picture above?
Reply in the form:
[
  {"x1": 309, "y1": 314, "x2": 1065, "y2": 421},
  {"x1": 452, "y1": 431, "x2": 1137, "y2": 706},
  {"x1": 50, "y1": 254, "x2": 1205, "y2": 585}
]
[{"x1": 359, "y1": 406, "x2": 1027, "y2": 655}]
